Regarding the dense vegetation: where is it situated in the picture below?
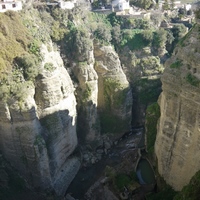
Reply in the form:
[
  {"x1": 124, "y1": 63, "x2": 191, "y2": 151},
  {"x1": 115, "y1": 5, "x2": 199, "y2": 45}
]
[
  {"x1": 0, "y1": 4, "x2": 188, "y2": 103},
  {"x1": 0, "y1": 10, "x2": 46, "y2": 102},
  {"x1": 146, "y1": 176, "x2": 178, "y2": 200},
  {"x1": 186, "y1": 73, "x2": 200, "y2": 87},
  {"x1": 173, "y1": 170, "x2": 200, "y2": 200},
  {"x1": 105, "y1": 166, "x2": 139, "y2": 193},
  {"x1": 145, "y1": 102, "x2": 160, "y2": 154},
  {"x1": 129, "y1": 0, "x2": 154, "y2": 9}
]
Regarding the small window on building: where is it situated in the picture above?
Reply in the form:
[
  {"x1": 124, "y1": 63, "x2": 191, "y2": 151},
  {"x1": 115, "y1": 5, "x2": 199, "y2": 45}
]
[
  {"x1": 193, "y1": 68, "x2": 197, "y2": 74},
  {"x1": 2, "y1": 4, "x2": 6, "y2": 9},
  {"x1": 12, "y1": 3, "x2": 16, "y2": 8}
]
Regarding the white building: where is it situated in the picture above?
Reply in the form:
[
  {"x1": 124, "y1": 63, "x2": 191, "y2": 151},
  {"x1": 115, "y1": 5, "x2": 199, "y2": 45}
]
[
  {"x1": 58, "y1": 0, "x2": 77, "y2": 9},
  {"x1": 0, "y1": 0, "x2": 22, "y2": 12},
  {"x1": 185, "y1": 3, "x2": 191, "y2": 11},
  {"x1": 112, "y1": 0, "x2": 130, "y2": 11}
]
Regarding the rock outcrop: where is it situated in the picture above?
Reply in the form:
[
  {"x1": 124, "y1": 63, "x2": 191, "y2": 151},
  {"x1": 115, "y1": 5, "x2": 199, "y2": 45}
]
[
  {"x1": 72, "y1": 40, "x2": 100, "y2": 143},
  {"x1": 74, "y1": 60, "x2": 99, "y2": 142},
  {"x1": 0, "y1": 9, "x2": 133, "y2": 194},
  {"x1": 0, "y1": 44, "x2": 80, "y2": 195},
  {"x1": 0, "y1": 39, "x2": 132, "y2": 194},
  {"x1": 94, "y1": 44, "x2": 132, "y2": 136},
  {"x1": 73, "y1": 41, "x2": 132, "y2": 143},
  {"x1": 155, "y1": 24, "x2": 200, "y2": 191}
]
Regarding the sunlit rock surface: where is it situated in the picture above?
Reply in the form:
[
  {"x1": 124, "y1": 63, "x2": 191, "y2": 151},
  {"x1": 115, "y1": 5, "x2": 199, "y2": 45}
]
[
  {"x1": 0, "y1": 44, "x2": 80, "y2": 195},
  {"x1": 155, "y1": 24, "x2": 200, "y2": 191}
]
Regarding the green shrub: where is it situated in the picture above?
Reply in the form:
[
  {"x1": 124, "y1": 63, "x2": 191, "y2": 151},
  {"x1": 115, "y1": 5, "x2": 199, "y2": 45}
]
[
  {"x1": 129, "y1": 32, "x2": 149, "y2": 50},
  {"x1": 120, "y1": 29, "x2": 144, "y2": 49},
  {"x1": 120, "y1": 29, "x2": 136, "y2": 47},
  {"x1": 22, "y1": 9, "x2": 51, "y2": 43},
  {"x1": 0, "y1": 56, "x2": 7, "y2": 77},
  {"x1": 0, "y1": 12, "x2": 32, "y2": 79},
  {"x1": 111, "y1": 25, "x2": 121, "y2": 46},
  {"x1": 107, "y1": 12, "x2": 121, "y2": 26},
  {"x1": 51, "y1": 21, "x2": 67, "y2": 41},
  {"x1": 146, "y1": 102, "x2": 160, "y2": 154},
  {"x1": 141, "y1": 29, "x2": 154, "y2": 43},
  {"x1": 130, "y1": 0, "x2": 153, "y2": 9},
  {"x1": 28, "y1": 40, "x2": 41, "y2": 56},
  {"x1": 153, "y1": 28, "x2": 167, "y2": 48},
  {"x1": 14, "y1": 53, "x2": 40, "y2": 81},
  {"x1": 94, "y1": 23, "x2": 112, "y2": 43},
  {"x1": 65, "y1": 27, "x2": 93, "y2": 61},
  {"x1": 82, "y1": 84, "x2": 92, "y2": 102},
  {"x1": 139, "y1": 56, "x2": 162, "y2": 75},
  {"x1": 186, "y1": 73, "x2": 200, "y2": 87},
  {"x1": 44, "y1": 62, "x2": 55, "y2": 72},
  {"x1": 51, "y1": 8, "x2": 69, "y2": 23},
  {"x1": 0, "y1": 84, "x2": 9, "y2": 100},
  {"x1": 103, "y1": 78, "x2": 128, "y2": 109},
  {"x1": 115, "y1": 174, "x2": 132, "y2": 191},
  {"x1": 10, "y1": 81, "x2": 32, "y2": 101},
  {"x1": 170, "y1": 60, "x2": 182, "y2": 69}
]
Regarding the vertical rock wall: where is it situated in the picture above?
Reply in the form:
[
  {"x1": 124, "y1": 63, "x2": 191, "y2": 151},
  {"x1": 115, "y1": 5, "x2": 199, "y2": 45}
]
[
  {"x1": 0, "y1": 36, "x2": 133, "y2": 195},
  {"x1": 94, "y1": 44, "x2": 132, "y2": 135},
  {"x1": 155, "y1": 24, "x2": 200, "y2": 191},
  {"x1": 73, "y1": 42, "x2": 132, "y2": 143},
  {"x1": 0, "y1": 44, "x2": 80, "y2": 195},
  {"x1": 73, "y1": 49, "x2": 100, "y2": 143}
]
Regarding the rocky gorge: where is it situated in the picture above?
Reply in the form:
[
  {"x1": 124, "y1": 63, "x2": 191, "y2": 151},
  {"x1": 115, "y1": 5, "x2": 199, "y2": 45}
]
[
  {"x1": 0, "y1": 8, "x2": 133, "y2": 197},
  {"x1": 0, "y1": 2, "x2": 200, "y2": 200},
  {"x1": 0, "y1": 43, "x2": 81, "y2": 196}
]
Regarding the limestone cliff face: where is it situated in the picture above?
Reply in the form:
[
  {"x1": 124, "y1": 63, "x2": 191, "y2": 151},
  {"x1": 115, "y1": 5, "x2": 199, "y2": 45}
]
[
  {"x1": 155, "y1": 24, "x2": 200, "y2": 191},
  {"x1": 73, "y1": 42, "x2": 132, "y2": 143},
  {"x1": 0, "y1": 44, "x2": 80, "y2": 195},
  {"x1": 0, "y1": 39, "x2": 132, "y2": 195},
  {"x1": 94, "y1": 44, "x2": 132, "y2": 135},
  {"x1": 72, "y1": 46, "x2": 100, "y2": 143}
]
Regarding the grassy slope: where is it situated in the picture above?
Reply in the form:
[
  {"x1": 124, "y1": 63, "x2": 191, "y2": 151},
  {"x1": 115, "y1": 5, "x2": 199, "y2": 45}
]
[{"x1": 0, "y1": 11, "x2": 32, "y2": 78}]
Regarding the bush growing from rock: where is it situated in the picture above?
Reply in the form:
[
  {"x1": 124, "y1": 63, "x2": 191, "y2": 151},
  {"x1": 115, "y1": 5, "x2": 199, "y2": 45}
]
[{"x1": 14, "y1": 53, "x2": 40, "y2": 81}]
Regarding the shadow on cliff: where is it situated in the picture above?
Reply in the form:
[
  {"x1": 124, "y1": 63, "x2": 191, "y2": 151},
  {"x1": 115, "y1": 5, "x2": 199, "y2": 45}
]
[
  {"x1": 0, "y1": 108, "x2": 80, "y2": 199},
  {"x1": 131, "y1": 78, "x2": 162, "y2": 126},
  {"x1": 39, "y1": 108, "x2": 80, "y2": 173},
  {"x1": 0, "y1": 154, "x2": 47, "y2": 200}
]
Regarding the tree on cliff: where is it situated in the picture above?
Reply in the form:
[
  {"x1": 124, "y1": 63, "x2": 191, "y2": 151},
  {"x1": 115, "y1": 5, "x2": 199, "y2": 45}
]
[
  {"x1": 94, "y1": 23, "x2": 112, "y2": 43},
  {"x1": 129, "y1": 0, "x2": 154, "y2": 9}
]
